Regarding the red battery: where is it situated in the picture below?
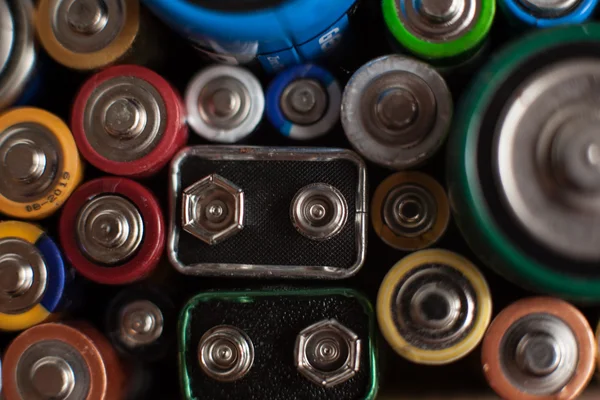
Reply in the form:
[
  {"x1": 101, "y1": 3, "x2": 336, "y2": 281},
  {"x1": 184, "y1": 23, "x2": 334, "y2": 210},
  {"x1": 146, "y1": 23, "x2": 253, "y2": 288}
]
[
  {"x1": 59, "y1": 177, "x2": 165, "y2": 285},
  {"x1": 71, "y1": 65, "x2": 188, "y2": 178}
]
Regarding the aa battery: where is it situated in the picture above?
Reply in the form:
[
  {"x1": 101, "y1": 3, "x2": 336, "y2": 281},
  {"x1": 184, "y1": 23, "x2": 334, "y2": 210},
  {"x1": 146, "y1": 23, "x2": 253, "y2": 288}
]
[
  {"x1": 0, "y1": 107, "x2": 84, "y2": 220},
  {"x1": 446, "y1": 23, "x2": 600, "y2": 301},
  {"x1": 71, "y1": 65, "x2": 188, "y2": 178},
  {"x1": 2, "y1": 322, "x2": 127, "y2": 400},
  {"x1": 0, "y1": 221, "x2": 75, "y2": 332},
  {"x1": 0, "y1": 0, "x2": 38, "y2": 110},
  {"x1": 482, "y1": 297, "x2": 596, "y2": 399},
  {"x1": 185, "y1": 65, "x2": 264, "y2": 143},
  {"x1": 266, "y1": 64, "x2": 341, "y2": 140},
  {"x1": 59, "y1": 177, "x2": 165, "y2": 285},
  {"x1": 377, "y1": 249, "x2": 492, "y2": 365},
  {"x1": 36, "y1": 0, "x2": 161, "y2": 71},
  {"x1": 342, "y1": 55, "x2": 452, "y2": 169},
  {"x1": 372, "y1": 172, "x2": 450, "y2": 251}
]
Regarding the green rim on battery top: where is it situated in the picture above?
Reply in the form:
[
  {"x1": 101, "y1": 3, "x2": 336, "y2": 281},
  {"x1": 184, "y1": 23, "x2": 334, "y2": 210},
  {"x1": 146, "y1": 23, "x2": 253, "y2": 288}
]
[
  {"x1": 382, "y1": 0, "x2": 496, "y2": 60},
  {"x1": 447, "y1": 24, "x2": 600, "y2": 301}
]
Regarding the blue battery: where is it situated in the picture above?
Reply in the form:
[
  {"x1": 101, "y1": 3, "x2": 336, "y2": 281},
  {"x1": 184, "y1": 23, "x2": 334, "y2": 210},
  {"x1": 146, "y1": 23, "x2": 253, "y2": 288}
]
[
  {"x1": 141, "y1": 0, "x2": 357, "y2": 72},
  {"x1": 266, "y1": 64, "x2": 341, "y2": 140},
  {"x1": 500, "y1": 0, "x2": 598, "y2": 28}
]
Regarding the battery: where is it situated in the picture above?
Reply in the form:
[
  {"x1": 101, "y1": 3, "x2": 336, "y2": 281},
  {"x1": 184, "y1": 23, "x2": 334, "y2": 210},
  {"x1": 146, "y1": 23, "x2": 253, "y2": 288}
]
[
  {"x1": 71, "y1": 65, "x2": 188, "y2": 178},
  {"x1": 266, "y1": 64, "x2": 341, "y2": 140},
  {"x1": 371, "y1": 172, "x2": 449, "y2": 251},
  {"x1": 59, "y1": 177, "x2": 164, "y2": 285},
  {"x1": 377, "y1": 249, "x2": 492, "y2": 365},
  {"x1": 141, "y1": 0, "x2": 357, "y2": 73},
  {"x1": 499, "y1": 0, "x2": 598, "y2": 29},
  {"x1": 0, "y1": 0, "x2": 38, "y2": 110},
  {"x1": 0, "y1": 107, "x2": 84, "y2": 220},
  {"x1": 185, "y1": 65, "x2": 264, "y2": 143},
  {"x1": 382, "y1": 0, "x2": 495, "y2": 69},
  {"x1": 179, "y1": 288, "x2": 378, "y2": 400},
  {"x1": 2, "y1": 322, "x2": 127, "y2": 400},
  {"x1": 481, "y1": 297, "x2": 595, "y2": 399},
  {"x1": 105, "y1": 284, "x2": 176, "y2": 362},
  {"x1": 0, "y1": 221, "x2": 75, "y2": 332},
  {"x1": 342, "y1": 55, "x2": 452, "y2": 170},
  {"x1": 446, "y1": 23, "x2": 600, "y2": 301},
  {"x1": 35, "y1": 0, "x2": 157, "y2": 71}
]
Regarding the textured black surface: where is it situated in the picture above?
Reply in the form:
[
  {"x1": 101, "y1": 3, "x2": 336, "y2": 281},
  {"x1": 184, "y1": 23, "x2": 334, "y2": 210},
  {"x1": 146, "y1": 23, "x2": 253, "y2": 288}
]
[
  {"x1": 180, "y1": 289, "x2": 376, "y2": 400},
  {"x1": 175, "y1": 157, "x2": 360, "y2": 269}
]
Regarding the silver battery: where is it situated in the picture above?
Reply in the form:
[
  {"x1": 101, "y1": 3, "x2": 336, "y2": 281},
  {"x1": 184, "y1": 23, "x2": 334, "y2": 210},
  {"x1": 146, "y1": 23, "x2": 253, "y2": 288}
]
[
  {"x1": 82, "y1": 75, "x2": 168, "y2": 163},
  {"x1": 494, "y1": 59, "x2": 600, "y2": 261},
  {"x1": 0, "y1": 123, "x2": 61, "y2": 204},
  {"x1": 185, "y1": 65, "x2": 264, "y2": 143},
  {"x1": 118, "y1": 299, "x2": 164, "y2": 348},
  {"x1": 341, "y1": 55, "x2": 452, "y2": 169},
  {"x1": 15, "y1": 340, "x2": 90, "y2": 399},
  {"x1": 393, "y1": 0, "x2": 480, "y2": 43},
  {"x1": 497, "y1": 314, "x2": 579, "y2": 396},
  {"x1": 517, "y1": 0, "x2": 581, "y2": 18},
  {"x1": 0, "y1": 0, "x2": 36, "y2": 110},
  {"x1": 295, "y1": 319, "x2": 361, "y2": 388},
  {"x1": 197, "y1": 325, "x2": 254, "y2": 382},
  {"x1": 50, "y1": 0, "x2": 126, "y2": 54},
  {"x1": 0, "y1": 238, "x2": 47, "y2": 315},
  {"x1": 291, "y1": 183, "x2": 348, "y2": 241},
  {"x1": 75, "y1": 194, "x2": 144, "y2": 265}
]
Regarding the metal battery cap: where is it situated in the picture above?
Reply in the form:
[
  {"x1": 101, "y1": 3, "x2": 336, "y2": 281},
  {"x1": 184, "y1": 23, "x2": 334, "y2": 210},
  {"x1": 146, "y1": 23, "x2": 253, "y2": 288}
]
[
  {"x1": 83, "y1": 76, "x2": 167, "y2": 163},
  {"x1": 295, "y1": 319, "x2": 361, "y2": 387},
  {"x1": 118, "y1": 300, "x2": 164, "y2": 348},
  {"x1": 383, "y1": 184, "x2": 437, "y2": 238},
  {"x1": 517, "y1": 0, "x2": 581, "y2": 17},
  {"x1": 15, "y1": 339, "x2": 90, "y2": 399},
  {"x1": 494, "y1": 59, "x2": 600, "y2": 261},
  {"x1": 182, "y1": 174, "x2": 244, "y2": 245},
  {"x1": 0, "y1": 238, "x2": 47, "y2": 315},
  {"x1": 75, "y1": 194, "x2": 144, "y2": 265},
  {"x1": 50, "y1": 0, "x2": 125, "y2": 54},
  {"x1": 198, "y1": 325, "x2": 254, "y2": 382},
  {"x1": 342, "y1": 55, "x2": 452, "y2": 169},
  {"x1": 280, "y1": 79, "x2": 328, "y2": 126},
  {"x1": 0, "y1": 123, "x2": 61, "y2": 203},
  {"x1": 291, "y1": 183, "x2": 348, "y2": 241}
]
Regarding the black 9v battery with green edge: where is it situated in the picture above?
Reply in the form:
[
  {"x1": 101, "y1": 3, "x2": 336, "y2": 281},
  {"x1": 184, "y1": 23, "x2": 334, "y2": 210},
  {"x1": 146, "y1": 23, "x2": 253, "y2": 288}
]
[{"x1": 178, "y1": 288, "x2": 379, "y2": 400}]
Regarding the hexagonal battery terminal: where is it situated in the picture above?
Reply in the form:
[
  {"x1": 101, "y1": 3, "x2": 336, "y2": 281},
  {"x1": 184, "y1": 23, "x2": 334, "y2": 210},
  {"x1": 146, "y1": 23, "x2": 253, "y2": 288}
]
[
  {"x1": 294, "y1": 319, "x2": 361, "y2": 388},
  {"x1": 181, "y1": 174, "x2": 244, "y2": 245}
]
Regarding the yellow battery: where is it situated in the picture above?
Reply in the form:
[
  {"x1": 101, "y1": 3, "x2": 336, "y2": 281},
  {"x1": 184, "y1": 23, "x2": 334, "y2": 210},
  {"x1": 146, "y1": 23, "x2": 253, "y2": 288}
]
[
  {"x1": 377, "y1": 249, "x2": 492, "y2": 365},
  {"x1": 0, "y1": 107, "x2": 83, "y2": 219},
  {"x1": 36, "y1": 0, "x2": 141, "y2": 70},
  {"x1": 371, "y1": 172, "x2": 449, "y2": 251}
]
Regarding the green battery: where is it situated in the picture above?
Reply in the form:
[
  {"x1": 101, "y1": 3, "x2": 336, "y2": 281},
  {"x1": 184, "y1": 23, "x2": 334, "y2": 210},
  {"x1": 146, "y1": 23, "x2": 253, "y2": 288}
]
[
  {"x1": 447, "y1": 23, "x2": 600, "y2": 301},
  {"x1": 382, "y1": 0, "x2": 495, "y2": 71},
  {"x1": 179, "y1": 288, "x2": 379, "y2": 400}
]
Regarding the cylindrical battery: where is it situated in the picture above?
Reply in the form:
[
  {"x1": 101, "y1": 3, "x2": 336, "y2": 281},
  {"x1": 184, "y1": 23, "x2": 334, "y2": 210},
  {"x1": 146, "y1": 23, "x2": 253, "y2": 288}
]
[
  {"x1": 372, "y1": 172, "x2": 450, "y2": 251},
  {"x1": 382, "y1": 0, "x2": 495, "y2": 70},
  {"x1": 499, "y1": 0, "x2": 597, "y2": 29},
  {"x1": 0, "y1": 221, "x2": 75, "y2": 332},
  {"x1": 482, "y1": 297, "x2": 596, "y2": 399},
  {"x1": 140, "y1": 0, "x2": 358, "y2": 73},
  {"x1": 0, "y1": 107, "x2": 84, "y2": 220},
  {"x1": 266, "y1": 64, "x2": 341, "y2": 140},
  {"x1": 36, "y1": 0, "x2": 159, "y2": 71},
  {"x1": 377, "y1": 249, "x2": 492, "y2": 365},
  {"x1": 105, "y1": 284, "x2": 175, "y2": 362},
  {"x1": 59, "y1": 177, "x2": 165, "y2": 285},
  {"x1": 342, "y1": 55, "x2": 452, "y2": 169},
  {"x1": 71, "y1": 65, "x2": 188, "y2": 178},
  {"x1": 446, "y1": 23, "x2": 600, "y2": 301},
  {"x1": 0, "y1": 0, "x2": 38, "y2": 110},
  {"x1": 185, "y1": 65, "x2": 264, "y2": 143},
  {"x1": 2, "y1": 322, "x2": 127, "y2": 400}
]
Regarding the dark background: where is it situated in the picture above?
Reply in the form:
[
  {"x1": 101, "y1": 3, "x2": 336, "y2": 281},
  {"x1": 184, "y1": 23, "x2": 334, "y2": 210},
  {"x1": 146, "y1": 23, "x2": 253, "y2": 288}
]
[{"x1": 5, "y1": 0, "x2": 600, "y2": 398}]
